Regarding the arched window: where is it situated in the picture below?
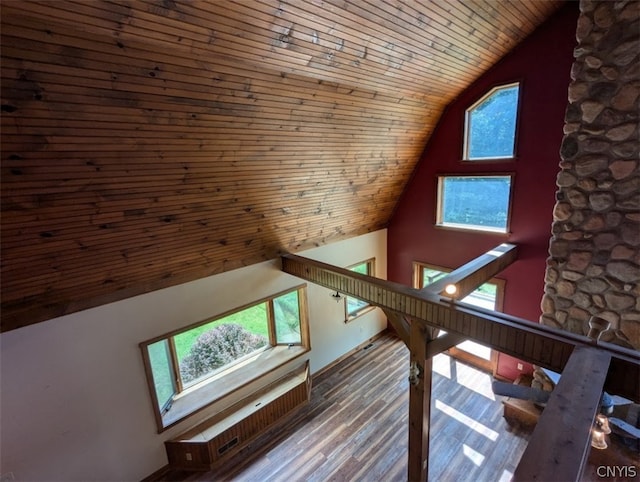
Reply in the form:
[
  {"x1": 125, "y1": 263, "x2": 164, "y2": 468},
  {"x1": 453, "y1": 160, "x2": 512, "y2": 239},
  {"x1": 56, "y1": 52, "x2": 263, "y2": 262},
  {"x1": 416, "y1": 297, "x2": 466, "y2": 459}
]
[{"x1": 464, "y1": 83, "x2": 520, "y2": 160}]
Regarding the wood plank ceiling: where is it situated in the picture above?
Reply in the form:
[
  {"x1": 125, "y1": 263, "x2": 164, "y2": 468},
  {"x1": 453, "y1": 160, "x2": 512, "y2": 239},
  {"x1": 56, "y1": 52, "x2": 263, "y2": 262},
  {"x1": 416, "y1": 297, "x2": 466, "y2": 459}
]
[{"x1": 0, "y1": 0, "x2": 564, "y2": 331}]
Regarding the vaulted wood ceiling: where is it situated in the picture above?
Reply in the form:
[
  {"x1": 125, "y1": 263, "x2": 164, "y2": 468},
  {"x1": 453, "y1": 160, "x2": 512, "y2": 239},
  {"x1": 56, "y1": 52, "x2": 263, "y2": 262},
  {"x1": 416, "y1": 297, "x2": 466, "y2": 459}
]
[{"x1": 1, "y1": 0, "x2": 564, "y2": 331}]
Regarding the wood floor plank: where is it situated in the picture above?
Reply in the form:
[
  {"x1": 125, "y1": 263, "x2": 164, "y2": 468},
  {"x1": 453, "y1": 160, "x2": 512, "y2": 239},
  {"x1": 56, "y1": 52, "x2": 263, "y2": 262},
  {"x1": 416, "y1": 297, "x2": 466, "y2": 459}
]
[{"x1": 162, "y1": 333, "x2": 533, "y2": 481}]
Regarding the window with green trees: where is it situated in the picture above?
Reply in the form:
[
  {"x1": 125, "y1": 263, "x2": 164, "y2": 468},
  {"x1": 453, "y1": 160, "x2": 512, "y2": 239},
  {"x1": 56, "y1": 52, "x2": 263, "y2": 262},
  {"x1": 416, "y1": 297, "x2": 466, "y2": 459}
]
[
  {"x1": 141, "y1": 285, "x2": 309, "y2": 431},
  {"x1": 464, "y1": 83, "x2": 519, "y2": 160},
  {"x1": 345, "y1": 259, "x2": 375, "y2": 321},
  {"x1": 436, "y1": 175, "x2": 513, "y2": 233}
]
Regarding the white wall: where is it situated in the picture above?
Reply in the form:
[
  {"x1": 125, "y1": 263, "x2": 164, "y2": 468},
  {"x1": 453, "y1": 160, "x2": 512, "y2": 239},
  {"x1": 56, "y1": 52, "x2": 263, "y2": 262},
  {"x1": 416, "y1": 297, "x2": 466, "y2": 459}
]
[{"x1": 0, "y1": 230, "x2": 387, "y2": 481}]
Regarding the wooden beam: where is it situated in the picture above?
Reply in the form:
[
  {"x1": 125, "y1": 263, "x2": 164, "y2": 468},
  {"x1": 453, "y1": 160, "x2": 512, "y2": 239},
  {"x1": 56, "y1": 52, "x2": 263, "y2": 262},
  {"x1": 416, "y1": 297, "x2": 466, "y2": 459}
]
[
  {"x1": 408, "y1": 319, "x2": 432, "y2": 482},
  {"x1": 381, "y1": 308, "x2": 410, "y2": 346},
  {"x1": 422, "y1": 243, "x2": 518, "y2": 300},
  {"x1": 382, "y1": 311, "x2": 464, "y2": 358},
  {"x1": 513, "y1": 346, "x2": 612, "y2": 482},
  {"x1": 281, "y1": 253, "x2": 640, "y2": 401},
  {"x1": 425, "y1": 332, "x2": 467, "y2": 358}
]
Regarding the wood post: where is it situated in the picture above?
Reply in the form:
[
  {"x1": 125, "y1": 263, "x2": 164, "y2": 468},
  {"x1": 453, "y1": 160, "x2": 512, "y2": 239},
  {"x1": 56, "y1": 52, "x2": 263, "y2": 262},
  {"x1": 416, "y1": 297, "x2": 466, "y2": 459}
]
[{"x1": 408, "y1": 319, "x2": 432, "y2": 482}]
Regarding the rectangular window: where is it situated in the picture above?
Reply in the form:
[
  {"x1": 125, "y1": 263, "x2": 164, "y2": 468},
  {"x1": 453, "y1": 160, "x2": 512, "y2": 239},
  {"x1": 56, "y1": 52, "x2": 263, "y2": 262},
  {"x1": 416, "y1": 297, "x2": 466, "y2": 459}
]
[
  {"x1": 345, "y1": 259, "x2": 375, "y2": 321},
  {"x1": 436, "y1": 174, "x2": 513, "y2": 233},
  {"x1": 140, "y1": 285, "x2": 310, "y2": 432}
]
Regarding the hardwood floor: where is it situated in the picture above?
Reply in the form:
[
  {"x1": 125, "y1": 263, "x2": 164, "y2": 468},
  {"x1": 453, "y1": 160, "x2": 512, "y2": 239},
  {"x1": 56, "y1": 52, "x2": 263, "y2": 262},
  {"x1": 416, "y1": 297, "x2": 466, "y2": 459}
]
[{"x1": 164, "y1": 332, "x2": 531, "y2": 481}]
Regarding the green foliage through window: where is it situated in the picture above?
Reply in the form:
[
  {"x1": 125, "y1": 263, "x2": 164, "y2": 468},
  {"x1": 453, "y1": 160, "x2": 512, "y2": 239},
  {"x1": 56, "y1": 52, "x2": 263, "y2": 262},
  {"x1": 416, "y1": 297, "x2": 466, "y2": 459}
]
[
  {"x1": 274, "y1": 291, "x2": 302, "y2": 344},
  {"x1": 148, "y1": 340, "x2": 176, "y2": 413},
  {"x1": 346, "y1": 260, "x2": 374, "y2": 318},
  {"x1": 419, "y1": 266, "x2": 499, "y2": 310},
  {"x1": 466, "y1": 83, "x2": 519, "y2": 160},
  {"x1": 438, "y1": 175, "x2": 512, "y2": 232},
  {"x1": 174, "y1": 303, "x2": 269, "y2": 362},
  {"x1": 179, "y1": 324, "x2": 268, "y2": 385},
  {"x1": 141, "y1": 286, "x2": 307, "y2": 425}
]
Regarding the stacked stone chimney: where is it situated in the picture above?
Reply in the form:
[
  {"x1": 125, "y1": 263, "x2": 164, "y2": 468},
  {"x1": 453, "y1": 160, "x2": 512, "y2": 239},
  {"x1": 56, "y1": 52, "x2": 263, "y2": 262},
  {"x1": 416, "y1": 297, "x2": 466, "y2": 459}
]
[{"x1": 542, "y1": 0, "x2": 639, "y2": 348}]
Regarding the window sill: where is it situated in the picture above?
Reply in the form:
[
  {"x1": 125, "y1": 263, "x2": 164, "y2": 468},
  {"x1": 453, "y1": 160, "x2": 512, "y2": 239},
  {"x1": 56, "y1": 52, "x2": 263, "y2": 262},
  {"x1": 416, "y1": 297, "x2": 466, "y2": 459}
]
[
  {"x1": 435, "y1": 223, "x2": 510, "y2": 235},
  {"x1": 345, "y1": 305, "x2": 377, "y2": 323},
  {"x1": 461, "y1": 157, "x2": 517, "y2": 163},
  {"x1": 161, "y1": 344, "x2": 308, "y2": 431}
]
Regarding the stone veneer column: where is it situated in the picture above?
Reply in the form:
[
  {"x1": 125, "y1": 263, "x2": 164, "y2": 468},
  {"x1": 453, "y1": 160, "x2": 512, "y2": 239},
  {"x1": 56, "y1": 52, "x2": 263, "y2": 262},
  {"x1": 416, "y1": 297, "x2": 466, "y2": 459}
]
[{"x1": 542, "y1": 0, "x2": 639, "y2": 348}]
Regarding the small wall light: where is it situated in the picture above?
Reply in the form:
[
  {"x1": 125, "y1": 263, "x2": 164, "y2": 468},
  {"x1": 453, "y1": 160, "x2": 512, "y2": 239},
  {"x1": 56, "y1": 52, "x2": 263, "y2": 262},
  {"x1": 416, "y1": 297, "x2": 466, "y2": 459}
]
[
  {"x1": 331, "y1": 291, "x2": 343, "y2": 302},
  {"x1": 444, "y1": 284, "x2": 458, "y2": 296}
]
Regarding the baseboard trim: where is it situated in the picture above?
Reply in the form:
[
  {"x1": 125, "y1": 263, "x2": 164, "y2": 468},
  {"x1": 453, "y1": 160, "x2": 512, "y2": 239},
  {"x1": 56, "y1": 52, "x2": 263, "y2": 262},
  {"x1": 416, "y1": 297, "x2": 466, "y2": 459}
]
[{"x1": 140, "y1": 463, "x2": 170, "y2": 482}]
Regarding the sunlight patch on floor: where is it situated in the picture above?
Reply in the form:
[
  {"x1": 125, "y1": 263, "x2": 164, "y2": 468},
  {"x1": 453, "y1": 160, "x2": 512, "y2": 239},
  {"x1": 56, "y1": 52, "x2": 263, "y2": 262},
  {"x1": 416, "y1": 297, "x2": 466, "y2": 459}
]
[
  {"x1": 454, "y1": 360, "x2": 496, "y2": 401},
  {"x1": 435, "y1": 399, "x2": 499, "y2": 441},
  {"x1": 462, "y1": 443, "x2": 486, "y2": 466},
  {"x1": 498, "y1": 468, "x2": 514, "y2": 482},
  {"x1": 432, "y1": 355, "x2": 496, "y2": 403}
]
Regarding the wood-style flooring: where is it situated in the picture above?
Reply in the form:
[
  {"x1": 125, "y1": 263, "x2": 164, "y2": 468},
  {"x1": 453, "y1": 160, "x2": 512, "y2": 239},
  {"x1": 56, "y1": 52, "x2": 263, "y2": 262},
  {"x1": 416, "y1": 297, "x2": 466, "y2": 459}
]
[{"x1": 164, "y1": 332, "x2": 531, "y2": 481}]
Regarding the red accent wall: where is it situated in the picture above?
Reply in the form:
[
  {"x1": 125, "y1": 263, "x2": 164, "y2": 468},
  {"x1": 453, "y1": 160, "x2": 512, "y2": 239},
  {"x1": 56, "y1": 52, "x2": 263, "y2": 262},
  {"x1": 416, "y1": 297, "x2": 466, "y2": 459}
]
[{"x1": 387, "y1": 3, "x2": 579, "y2": 380}]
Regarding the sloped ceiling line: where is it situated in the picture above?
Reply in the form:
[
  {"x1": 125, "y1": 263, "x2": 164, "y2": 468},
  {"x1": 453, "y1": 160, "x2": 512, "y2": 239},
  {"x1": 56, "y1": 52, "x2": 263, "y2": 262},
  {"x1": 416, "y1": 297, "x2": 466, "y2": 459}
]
[{"x1": 1, "y1": 0, "x2": 563, "y2": 331}]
